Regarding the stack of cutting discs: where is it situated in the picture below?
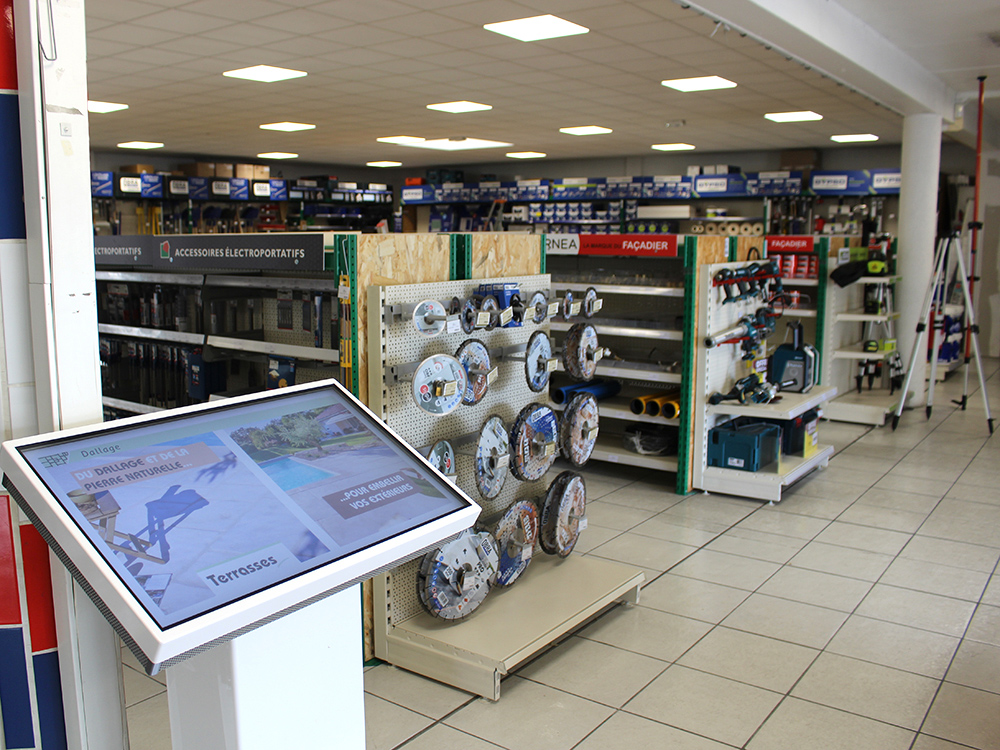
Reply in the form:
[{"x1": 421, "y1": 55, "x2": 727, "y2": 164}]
[
  {"x1": 493, "y1": 500, "x2": 540, "y2": 587},
  {"x1": 563, "y1": 322, "x2": 600, "y2": 381},
  {"x1": 475, "y1": 415, "x2": 510, "y2": 499},
  {"x1": 480, "y1": 294, "x2": 501, "y2": 331},
  {"x1": 560, "y1": 393, "x2": 599, "y2": 467},
  {"x1": 539, "y1": 471, "x2": 587, "y2": 558},
  {"x1": 455, "y1": 339, "x2": 491, "y2": 405},
  {"x1": 582, "y1": 287, "x2": 600, "y2": 319},
  {"x1": 426, "y1": 440, "x2": 457, "y2": 478},
  {"x1": 410, "y1": 299, "x2": 447, "y2": 337},
  {"x1": 509, "y1": 403, "x2": 559, "y2": 481},
  {"x1": 528, "y1": 290, "x2": 548, "y2": 324},
  {"x1": 417, "y1": 530, "x2": 499, "y2": 620},
  {"x1": 524, "y1": 330, "x2": 554, "y2": 393},
  {"x1": 411, "y1": 354, "x2": 468, "y2": 416},
  {"x1": 460, "y1": 297, "x2": 480, "y2": 334},
  {"x1": 561, "y1": 290, "x2": 575, "y2": 319}
]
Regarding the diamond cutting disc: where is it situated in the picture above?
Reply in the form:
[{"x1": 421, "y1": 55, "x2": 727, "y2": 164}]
[
  {"x1": 455, "y1": 338, "x2": 491, "y2": 405},
  {"x1": 417, "y1": 530, "x2": 499, "y2": 620},
  {"x1": 525, "y1": 330, "x2": 553, "y2": 393},
  {"x1": 481, "y1": 294, "x2": 501, "y2": 331},
  {"x1": 427, "y1": 440, "x2": 457, "y2": 478},
  {"x1": 510, "y1": 294, "x2": 524, "y2": 324},
  {"x1": 475, "y1": 415, "x2": 510, "y2": 499},
  {"x1": 563, "y1": 322, "x2": 600, "y2": 381},
  {"x1": 493, "y1": 500, "x2": 539, "y2": 587},
  {"x1": 528, "y1": 290, "x2": 548, "y2": 324},
  {"x1": 411, "y1": 353, "x2": 468, "y2": 416},
  {"x1": 509, "y1": 403, "x2": 560, "y2": 481},
  {"x1": 582, "y1": 287, "x2": 599, "y2": 319},
  {"x1": 560, "y1": 393, "x2": 599, "y2": 467},
  {"x1": 561, "y1": 290, "x2": 575, "y2": 320},
  {"x1": 411, "y1": 299, "x2": 447, "y2": 337},
  {"x1": 538, "y1": 473, "x2": 570, "y2": 555},
  {"x1": 541, "y1": 471, "x2": 587, "y2": 558},
  {"x1": 448, "y1": 297, "x2": 462, "y2": 315},
  {"x1": 460, "y1": 297, "x2": 479, "y2": 334}
]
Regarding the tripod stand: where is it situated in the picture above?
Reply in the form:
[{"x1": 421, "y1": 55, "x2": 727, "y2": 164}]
[{"x1": 892, "y1": 231, "x2": 993, "y2": 433}]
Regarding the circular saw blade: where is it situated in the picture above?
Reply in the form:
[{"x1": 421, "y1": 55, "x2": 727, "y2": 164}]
[
  {"x1": 426, "y1": 440, "x2": 457, "y2": 478},
  {"x1": 493, "y1": 500, "x2": 539, "y2": 587},
  {"x1": 411, "y1": 298, "x2": 447, "y2": 337},
  {"x1": 481, "y1": 294, "x2": 501, "y2": 331},
  {"x1": 541, "y1": 471, "x2": 587, "y2": 558},
  {"x1": 582, "y1": 287, "x2": 599, "y2": 319},
  {"x1": 563, "y1": 322, "x2": 599, "y2": 381},
  {"x1": 411, "y1": 353, "x2": 468, "y2": 416},
  {"x1": 561, "y1": 290, "x2": 574, "y2": 320},
  {"x1": 528, "y1": 290, "x2": 548, "y2": 324},
  {"x1": 524, "y1": 330, "x2": 553, "y2": 393},
  {"x1": 474, "y1": 415, "x2": 510, "y2": 499},
  {"x1": 455, "y1": 338, "x2": 491, "y2": 405},
  {"x1": 560, "y1": 393, "x2": 599, "y2": 467},
  {"x1": 417, "y1": 530, "x2": 499, "y2": 620},
  {"x1": 509, "y1": 403, "x2": 560, "y2": 481}
]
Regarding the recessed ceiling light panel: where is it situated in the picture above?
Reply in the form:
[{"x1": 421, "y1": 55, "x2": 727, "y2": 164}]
[
  {"x1": 367, "y1": 161, "x2": 402, "y2": 168},
  {"x1": 559, "y1": 126, "x2": 612, "y2": 136},
  {"x1": 398, "y1": 137, "x2": 512, "y2": 152},
  {"x1": 831, "y1": 133, "x2": 879, "y2": 143},
  {"x1": 117, "y1": 141, "x2": 163, "y2": 150},
  {"x1": 377, "y1": 135, "x2": 426, "y2": 145},
  {"x1": 259, "y1": 122, "x2": 315, "y2": 132},
  {"x1": 506, "y1": 151, "x2": 547, "y2": 159},
  {"x1": 223, "y1": 65, "x2": 307, "y2": 83},
  {"x1": 661, "y1": 76, "x2": 736, "y2": 92},
  {"x1": 651, "y1": 143, "x2": 696, "y2": 151},
  {"x1": 484, "y1": 14, "x2": 589, "y2": 42},
  {"x1": 764, "y1": 111, "x2": 823, "y2": 122},
  {"x1": 257, "y1": 152, "x2": 298, "y2": 159},
  {"x1": 88, "y1": 100, "x2": 129, "y2": 114},
  {"x1": 426, "y1": 101, "x2": 493, "y2": 113}
]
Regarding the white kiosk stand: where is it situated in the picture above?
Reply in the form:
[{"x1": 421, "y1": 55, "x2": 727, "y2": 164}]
[{"x1": 1, "y1": 379, "x2": 480, "y2": 749}]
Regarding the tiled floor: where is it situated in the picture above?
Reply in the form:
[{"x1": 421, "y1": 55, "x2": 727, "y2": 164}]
[{"x1": 125, "y1": 360, "x2": 1000, "y2": 750}]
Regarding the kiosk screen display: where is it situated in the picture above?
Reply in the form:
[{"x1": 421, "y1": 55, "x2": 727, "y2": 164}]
[{"x1": 16, "y1": 385, "x2": 470, "y2": 629}]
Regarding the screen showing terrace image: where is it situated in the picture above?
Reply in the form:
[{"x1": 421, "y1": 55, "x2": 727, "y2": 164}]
[{"x1": 18, "y1": 386, "x2": 469, "y2": 630}]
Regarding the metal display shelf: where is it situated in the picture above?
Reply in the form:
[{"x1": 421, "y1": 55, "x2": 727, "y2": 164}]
[
  {"x1": 552, "y1": 283, "x2": 685, "y2": 298},
  {"x1": 822, "y1": 391, "x2": 910, "y2": 426},
  {"x1": 855, "y1": 275, "x2": 901, "y2": 285},
  {"x1": 98, "y1": 323, "x2": 205, "y2": 346},
  {"x1": 590, "y1": 434, "x2": 679, "y2": 472},
  {"x1": 700, "y1": 445, "x2": 834, "y2": 503},
  {"x1": 707, "y1": 385, "x2": 837, "y2": 420},
  {"x1": 835, "y1": 309, "x2": 900, "y2": 323},
  {"x1": 377, "y1": 555, "x2": 642, "y2": 701},
  {"x1": 832, "y1": 344, "x2": 896, "y2": 360},
  {"x1": 206, "y1": 335, "x2": 339, "y2": 363},
  {"x1": 551, "y1": 397, "x2": 680, "y2": 427},
  {"x1": 550, "y1": 319, "x2": 683, "y2": 341},
  {"x1": 782, "y1": 309, "x2": 817, "y2": 318},
  {"x1": 96, "y1": 271, "x2": 205, "y2": 286},
  {"x1": 782, "y1": 278, "x2": 819, "y2": 286},
  {"x1": 101, "y1": 397, "x2": 164, "y2": 414},
  {"x1": 204, "y1": 274, "x2": 341, "y2": 292}
]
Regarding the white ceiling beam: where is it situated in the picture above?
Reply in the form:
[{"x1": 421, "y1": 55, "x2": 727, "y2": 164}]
[{"x1": 678, "y1": 0, "x2": 957, "y2": 121}]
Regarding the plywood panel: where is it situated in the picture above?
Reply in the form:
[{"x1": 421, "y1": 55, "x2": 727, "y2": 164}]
[
  {"x1": 735, "y1": 236, "x2": 766, "y2": 261},
  {"x1": 695, "y1": 235, "x2": 728, "y2": 265},
  {"x1": 469, "y1": 233, "x2": 541, "y2": 278},
  {"x1": 355, "y1": 234, "x2": 451, "y2": 404}
]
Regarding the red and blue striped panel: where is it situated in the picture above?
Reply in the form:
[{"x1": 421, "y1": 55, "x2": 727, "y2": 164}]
[
  {"x1": 0, "y1": 495, "x2": 36, "y2": 749},
  {"x1": 1, "y1": 0, "x2": 26, "y2": 242}
]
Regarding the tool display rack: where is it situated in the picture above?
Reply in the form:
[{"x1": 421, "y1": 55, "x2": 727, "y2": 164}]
[
  {"x1": 691, "y1": 260, "x2": 837, "y2": 503},
  {"x1": 367, "y1": 275, "x2": 643, "y2": 701},
  {"x1": 820, "y1": 261, "x2": 906, "y2": 425}
]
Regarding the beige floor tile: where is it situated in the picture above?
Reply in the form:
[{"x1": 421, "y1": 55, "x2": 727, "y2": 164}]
[
  {"x1": 828, "y1": 453, "x2": 896, "y2": 476},
  {"x1": 669, "y1": 549, "x2": 781, "y2": 591},
  {"x1": 518, "y1": 636, "x2": 667, "y2": 708},
  {"x1": 737, "y1": 509, "x2": 831, "y2": 540},
  {"x1": 704, "y1": 528, "x2": 805, "y2": 564},
  {"x1": 789, "y1": 541, "x2": 895, "y2": 581},
  {"x1": 639, "y1": 573, "x2": 750, "y2": 623},
  {"x1": 890, "y1": 459, "x2": 968, "y2": 484},
  {"x1": 123, "y1": 665, "x2": 167, "y2": 708},
  {"x1": 783, "y1": 476, "x2": 867, "y2": 503},
  {"x1": 577, "y1": 603, "x2": 713, "y2": 662},
  {"x1": 879, "y1": 557, "x2": 990, "y2": 601},
  {"x1": 923, "y1": 682, "x2": 1000, "y2": 750},
  {"x1": 826, "y1": 615, "x2": 960, "y2": 678},
  {"x1": 126, "y1": 692, "x2": 171, "y2": 750},
  {"x1": 946, "y1": 639, "x2": 1000, "y2": 694},
  {"x1": 677, "y1": 626, "x2": 818, "y2": 693},
  {"x1": 983, "y1": 577, "x2": 1000, "y2": 607},
  {"x1": 445, "y1": 677, "x2": 613, "y2": 750},
  {"x1": 967, "y1": 604, "x2": 1000, "y2": 647},
  {"x1": 911, "y1": 735, "x2": 978, "y2": 750},
  {"x1": 574, "y1": 711, "x2": 732, "y2": 750},
  {"x1": 588, "y1": 531, "x2": 697, "y2": 572},
  {"x1": 872, "y1": 474, "x2": 953, "y2": 498},
  {"x1": 946, "y1": 481, "x2": 1000, "y2": 506},
  {"x1": 856, "y1": 584, "x2": 977, "y2": 637},
  {"x1": 571, "y1": 525, "x2": 622, "y2": 555},
  {"x1": 854, "y1": 487, "x2": 941, "y2": 514},
  {"x1": 598, "y1": 483, "x2": 685, "y2": 513},
  {"x1": 835, "y1": 502, "x2": 929, "y2": 533},
  {"x1": 625, "y1": 665, "x2": 782, "y2": 747},
  {"x1": 757, "y1": 566, "x2": 873, "y2": 612},
  {"x1": 821, "y1": 464, "x2": 888, "y2": 486},
  {"x1": 365, "y1": 694, "x2": 434, "y2": 750},
  {"x1": 722, "y1": 593, "x2": 848, "y2": 648},
  {"x1": 901, "y1": 535, "x2": 1000, "y2": 573},
  {"x1": 584, "y1": 501, "x2": 660, "y2": 532},
  {"x1": 813, "y1": 521, "x2": 912, "y2": 555},
  {"x1": 764, "y1": 493, "x2": 855, "y2": 520},
  {"x1": 791, "y1": 652, "x2": 938, "y2": 729},
  {"x1": 746, "y1": 697, "x2": 915, "y2": 750},
  {"x1": 657, "y1": 495, "x2": 758, "y2": 528},
  {"x1": 630, "y1": 516, "x2": 723, "y2": 546},
  {"x1": 839, "y1": 443, "x2": 911, "y2": 462},
  {"x1": 397, "y1": 724, "x2": 506, "y2": 750},
  {"x1": 364, "y1": 664, "x2": 472, "y2": 720},
  {"x1": 582, "y1": 477, "x2": 636, "y2": 502},
  {"x1": 919, "y1": 498, "x2": 1000, "y2": 547}
]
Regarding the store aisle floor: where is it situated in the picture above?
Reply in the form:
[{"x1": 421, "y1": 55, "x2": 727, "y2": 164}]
[{"x1": 124, "y1": 360, "x2": 1000, "y2": 750}]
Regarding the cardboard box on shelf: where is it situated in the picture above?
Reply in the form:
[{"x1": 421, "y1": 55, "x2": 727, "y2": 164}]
[
  {"x1": 215, "y1": 163, "x2": 234, "y2": 178},
  {"x1": 253, "y1": 165, "x2": 270, "y2": 180},
  {"x1": 179, "y1": 162, "x2": 216, "y2": 177},
  {"x1": 780, "y1": 149, "x2": 820, "y2": 171},
  {"x1": 120, "y1": 164, "x2": 156, "y2": 174},
  {"x1": 234, "y1": 164, "x2": 255, "y2": 180}
]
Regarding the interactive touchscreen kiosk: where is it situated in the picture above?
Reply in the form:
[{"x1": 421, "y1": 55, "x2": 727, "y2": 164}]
[{"x1": 1, "y1": 378, "x2": 479, "y2": 674}]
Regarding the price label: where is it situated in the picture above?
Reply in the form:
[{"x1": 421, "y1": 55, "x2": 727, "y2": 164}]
[
  {"x1": 593, "y1": 298, "x2": 604, "y2": 313},
  {"x1": 571, "y1": 301, "x2": 582, "y2": 315},
  {"x1": 500, "y1": 307, "x2": 513, "y2": 326},
  {"x1": 486, "y1": 367, "x2": 499, "y2": 385},
  {"x1": 545, "y1": 358, "x2": 558, "y2": 372},
  {"x1": 593, "y1": 348, "x2": 605, "y2": 362},
  {"x1": 476, "y1": 311, "x2": 491, "y2": 327},
  {"x1": 606, "y1": 454, "x2": 619, "y2": 463},
  {"x1": 585, "y1": 427, "x2": 599, "y2": 441},
  {"x1": 442, "y1": 380, "x2": 458, "y2": 397},
  {"x1": 578, "y1": 517, "x2": 589, "y2": 531},
  {"x1": 543, "y1": 442, "x2": 556, "y2": 457},
  {"x1": 547, "y1": 302, "x2": 560, "y2": 318},
  {"x1": 338, "y1": 285, "x2": 351, "y2": 300},
  {"x1": 446, "y1": 315, "x2": 461, "y2": 334}
]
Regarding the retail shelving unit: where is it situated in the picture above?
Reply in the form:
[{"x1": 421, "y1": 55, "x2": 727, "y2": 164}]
[
  {"x1": 691, "y1": 260, "x2": 837, "y2": 503},
  {"x1": 367, "y1": 275, "x2": 643, "y2": 701}
]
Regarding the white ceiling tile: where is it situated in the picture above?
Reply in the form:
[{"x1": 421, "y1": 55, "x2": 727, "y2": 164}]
[
  {"x1": 181, "y1": 0, "x2": 283, "y2": 21},
  {"x1": 254, "y1": 9, "x2": 355, "y2": 35},
  {"x1": 131, "y1": 9, "x2": 236, "y2": 34},
  {"x1": 87, "y1": 23, "x2": 184, "y2": 46},
  {"x1": 370, "y1": 11, "x2": 472, "y2": 36},
  {"x1": 368, "y1": 38, "x2": 456, "y2": 58},
  {"x1": 312, "y1": 0, "x2": 420, "y2": 24},
  {"x1": 85, "y1": 0, "x2": 165, "y2": 23},
  {"x1": 311, "y1": 25, "x2": 407, "y2": 46},
  {"x1": 199, "y1": 24, "x2": 297, "y2": 46}
]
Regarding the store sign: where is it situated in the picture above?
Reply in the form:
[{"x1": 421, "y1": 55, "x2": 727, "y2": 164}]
[
  {"x1": 694, "y1": 177, "x2": 729, "y2": 193},
  {"x1": 547, "y1": 234, "x2": 680, "y2": 257},
  {"x1": 871, "y1": 171, "x2": 901, "y2": 190},
  {"x1": 812, "y1": 174, "x2": 849, "y2": 191},
  {"x1": 95, "y1": 233, "x2": 327, "y2": 271},
  {"x1": 766, "y1": 236, "x2": 814, "y2": 253},
  {"x1": 91, "y1": 171, "x2": 113, "y2": 197},
  {"x1": 546, "y1": 234, "x2": 580, "y2": 255}
]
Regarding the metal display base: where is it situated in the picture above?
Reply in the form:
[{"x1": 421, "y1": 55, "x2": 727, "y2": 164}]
[
  {"x1": 824, "y1": 391, "x2": 911, "y2": 425},
  {"x1": 376, "y1": 554, "x2": 642, "y2": 700}
]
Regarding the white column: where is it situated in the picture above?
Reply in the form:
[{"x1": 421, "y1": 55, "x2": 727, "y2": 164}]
[{"x1": 896, "y1": 113, "x2": 943, "y2": 407}]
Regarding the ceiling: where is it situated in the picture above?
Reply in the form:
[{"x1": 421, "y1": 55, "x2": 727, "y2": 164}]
[{"x1": 82, "y1": 0, "x2": 997, "y2": 169}]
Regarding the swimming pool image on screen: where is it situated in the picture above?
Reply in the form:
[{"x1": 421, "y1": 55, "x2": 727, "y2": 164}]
[{"x1": 261, "y1": 456, "x2": 337, "y2": 491}]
